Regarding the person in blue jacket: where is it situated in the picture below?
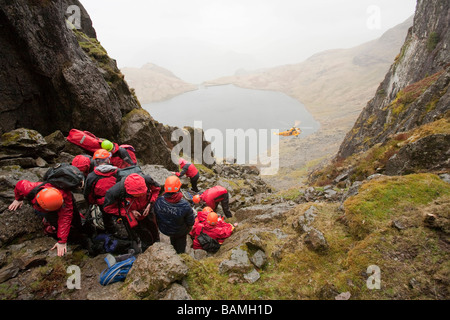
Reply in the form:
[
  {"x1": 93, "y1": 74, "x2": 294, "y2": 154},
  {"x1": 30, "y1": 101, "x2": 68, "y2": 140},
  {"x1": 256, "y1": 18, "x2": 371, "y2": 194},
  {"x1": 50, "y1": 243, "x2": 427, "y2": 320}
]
[{"x1": 154, "y1": 175, "x2": 195, "y2": 254}]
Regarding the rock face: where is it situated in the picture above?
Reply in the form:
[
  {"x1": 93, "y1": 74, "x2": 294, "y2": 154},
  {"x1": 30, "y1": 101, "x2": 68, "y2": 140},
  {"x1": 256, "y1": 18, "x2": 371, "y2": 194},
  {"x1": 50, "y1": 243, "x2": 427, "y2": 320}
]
[
  {"x1": 126, "y1": 242, "x2": 189, "y2": 299},
  {"x1": 338, "y1": 0, "x2": 450, "y2": 159},
  {"x1": 0, "y1": 0, "x2": 176, "y2": 169},
  {"x1": 385, "y1": 134, "x2": 450, "y2": 175}
]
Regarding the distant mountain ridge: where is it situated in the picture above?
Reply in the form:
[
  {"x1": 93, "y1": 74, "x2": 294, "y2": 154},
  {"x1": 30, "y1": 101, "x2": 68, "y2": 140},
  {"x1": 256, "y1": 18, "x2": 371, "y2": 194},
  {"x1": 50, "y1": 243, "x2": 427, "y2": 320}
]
[
  {"x1": 121, "y1": 63, "x2": 198, "y2": 104},
  {"x1": 203, "y1": 16, "x2": 413, "y2": 190},
  {"x1": 206, "y1": 16, "x2": 414, "y2": 128}
]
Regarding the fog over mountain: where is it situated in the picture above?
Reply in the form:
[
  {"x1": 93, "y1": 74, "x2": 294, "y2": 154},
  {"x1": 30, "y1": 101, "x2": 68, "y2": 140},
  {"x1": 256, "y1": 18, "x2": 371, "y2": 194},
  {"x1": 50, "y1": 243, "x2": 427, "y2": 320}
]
[{"x1": 81, "y1": 0, "x2": 417, "y2": 83}]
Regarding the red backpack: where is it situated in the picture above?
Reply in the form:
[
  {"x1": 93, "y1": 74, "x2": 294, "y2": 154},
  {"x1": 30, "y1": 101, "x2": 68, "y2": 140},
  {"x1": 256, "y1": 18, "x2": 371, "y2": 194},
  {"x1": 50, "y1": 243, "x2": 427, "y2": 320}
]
[{"x1": 67, "y1": 129, "x2": 103, "y2": 154}]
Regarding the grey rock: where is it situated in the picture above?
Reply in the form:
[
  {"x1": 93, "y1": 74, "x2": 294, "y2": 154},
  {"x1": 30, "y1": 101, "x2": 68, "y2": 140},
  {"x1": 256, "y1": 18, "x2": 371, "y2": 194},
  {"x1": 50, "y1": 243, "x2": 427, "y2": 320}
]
[
  {"x1": 160, "y1": 283, "x2": 193, "y2": 300},
  {"x1": 126, "y1": 243, "x2": 189, "y2": 299},
  {"x1": 219, "y1": 248, "x2": 252, "y2": 274},
  {"x1": 250, "y1": 250, "x2": 267, "y2": 269},
  {"x1": 243, "y1": 269, "x2": 261, "y2": 284},
  {"x1": 304, "y1": 228, "x2": 329, "y2": 253},
  {"x1": 335, "y1": 292, "x2": 351, "y2": 300}
]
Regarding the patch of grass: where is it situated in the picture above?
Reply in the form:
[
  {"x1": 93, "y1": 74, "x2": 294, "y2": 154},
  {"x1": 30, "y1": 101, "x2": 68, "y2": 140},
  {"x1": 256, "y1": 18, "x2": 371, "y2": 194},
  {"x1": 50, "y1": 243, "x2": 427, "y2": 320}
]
[
  {"x1": 427, "y1": 32, "x2": 440, "y2": 52},
  {"x1": 344, "y1": 174, "x2": 450, "y2": 239}
]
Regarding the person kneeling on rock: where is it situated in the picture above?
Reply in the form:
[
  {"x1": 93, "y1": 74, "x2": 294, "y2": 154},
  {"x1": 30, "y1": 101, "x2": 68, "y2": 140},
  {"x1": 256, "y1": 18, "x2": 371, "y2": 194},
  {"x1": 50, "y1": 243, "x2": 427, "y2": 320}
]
[
  {"x1": 8, "y1": 180, "x2": 90, "y2": 257},
  {"x1": 190, "y1": 211, "x2": 236, "y2": 252}
]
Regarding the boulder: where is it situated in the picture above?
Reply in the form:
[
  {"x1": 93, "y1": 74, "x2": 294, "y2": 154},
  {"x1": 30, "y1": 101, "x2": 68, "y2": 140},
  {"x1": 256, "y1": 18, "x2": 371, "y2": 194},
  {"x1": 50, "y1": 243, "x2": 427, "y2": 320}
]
[
  {"x1": 243, "y1": 269, "x2": 261, "y2": 284},
  {"x1": 304, "y1": 228, "x2": 329, "y2": 253},
  {"x1": 141, "y1": 164, "x2": 174, "y2": 186},
  {"x1": 0, "y1": 206, "x2": 42, "y2": 247},
  {"x1": 126, "y1": 243, "x2": 189, "y2": 299},
  {"x1": 119, "y1": 109, "x2": 177, "y2": 170},
  {"x1": 292, "y1": 205, "x2": 318, "y2": 234},
  {"x1": 385, "y1": 134, "x2": 450, "y2": 176},
  {"x1": 250, "y1": 250, "x2": 268, "y2": 269},
  {"x1": 160, "y1": 283, "x2": 193, "y2": 300},
  {"x1": 235, "y1": 203, "x2": 294, "y2": 223},
  {"x1": 218, "y1": 248, "x2": 253, "y2": 274}
]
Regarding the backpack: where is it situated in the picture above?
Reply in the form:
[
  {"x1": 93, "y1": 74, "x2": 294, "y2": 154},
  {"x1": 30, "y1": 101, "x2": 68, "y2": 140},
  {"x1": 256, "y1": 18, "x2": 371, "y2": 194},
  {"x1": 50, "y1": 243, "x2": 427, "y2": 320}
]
[
  {"x1": 67, "y1": 129, "x2": 103, "y2": 154},
  {"x1": 197, "y1": 227, "x2": 221, "y2": 253},
  {"x1": 99, "y1": 253, "x2": 136, "y2": 286},
  {"x1": 115, "y1": 165, "x2": 143, "y2": 182},
  {"x1": 26, "y1": 163, "x2": 84, "y2": 203},
  {"x1": 43, "y1": 163, "x2": 85, "y2": 191}
]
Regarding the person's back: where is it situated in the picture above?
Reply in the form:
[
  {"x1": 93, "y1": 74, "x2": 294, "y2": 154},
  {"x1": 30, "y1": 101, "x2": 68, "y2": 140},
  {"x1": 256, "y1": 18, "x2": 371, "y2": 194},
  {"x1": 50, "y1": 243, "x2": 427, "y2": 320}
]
[
  {"x1": 154, "y1": 175, "x2": 195, "y2": 254},
  {"x1": 200, "y1": 186, "x2": 228, "y2": 208},
  {"x1": 84, "y1": 164, "x2": 118, "y2": 206},
  {"x1": 154, "y1": 192, "x2": 195, "y2": 236}
]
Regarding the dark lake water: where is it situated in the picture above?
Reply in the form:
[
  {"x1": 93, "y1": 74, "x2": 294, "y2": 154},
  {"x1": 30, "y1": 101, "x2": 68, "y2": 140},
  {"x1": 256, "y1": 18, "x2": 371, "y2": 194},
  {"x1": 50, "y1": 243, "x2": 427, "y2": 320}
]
[{"x1": 143, "y1": 84, "x2": 320, "y2": 162}]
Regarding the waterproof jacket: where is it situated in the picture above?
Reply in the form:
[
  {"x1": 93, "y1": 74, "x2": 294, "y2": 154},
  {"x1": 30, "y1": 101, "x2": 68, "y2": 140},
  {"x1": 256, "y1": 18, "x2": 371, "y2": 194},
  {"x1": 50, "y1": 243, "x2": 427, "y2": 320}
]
[
  {"x1": 110, "y1": 144, "x2": 138, "y2": 169},
  {"x1": 72, "y1": 154, "x2": 94, "y2": 177},
  {"x1": 195, "y1": 209, "x2": 225, "y2": 225},
  {"x1": 199, "y1": 186, "x2": 228, "y2": 210},
  {"x1": 154, "y1": 192, "x2": 195, "y2": 236},
  {"x1": 83, "y1": 165, "x2": 119, "y2": 206},
  {"x1": 178, "y1": 159, "x2": 199, "y2": 178},
  {"x1": 190, "y1": 221, "x2": 234, "y2": 249},
  {"x1": 102, "y1": 174, "x2": 161, "y2": 218},
  {"x1": 14, "y1": 180, "x2": 75, "y2": 244}
]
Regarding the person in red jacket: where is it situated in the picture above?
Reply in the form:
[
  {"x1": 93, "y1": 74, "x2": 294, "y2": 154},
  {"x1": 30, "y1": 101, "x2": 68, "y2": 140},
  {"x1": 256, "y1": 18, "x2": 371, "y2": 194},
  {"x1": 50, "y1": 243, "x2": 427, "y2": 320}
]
[
  {"x1": 190, "y1": 211, "x2": 235, "y2": 250},
  {"x1": 175, "y1": 158, "x2": 200, "y2": 192},
  {"x1": 102, "y1": 173, "x2": 161, "y2": 252},
  {"x1": 101, "y1": 140, "x2": 137, "y2": 169},
  {"x1": 193, "y1": 186, "x2": 233, "y2": 218},
  {"x1": 8, "y1": 180, "x2": 88, "y2": 257},
  {"x1": 83, "y1": 151, "x2": 119, "y2": 235},
  {"x1": 72, "y1": 154, "x2": 94, "y2": 177}
]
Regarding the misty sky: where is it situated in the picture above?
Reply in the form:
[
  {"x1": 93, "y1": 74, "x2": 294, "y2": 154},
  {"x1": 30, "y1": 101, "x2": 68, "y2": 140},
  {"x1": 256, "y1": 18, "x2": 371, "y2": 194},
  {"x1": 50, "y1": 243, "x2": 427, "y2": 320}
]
[{"x1": 80, "y1": 0, "x2": 417, "y2": 83}]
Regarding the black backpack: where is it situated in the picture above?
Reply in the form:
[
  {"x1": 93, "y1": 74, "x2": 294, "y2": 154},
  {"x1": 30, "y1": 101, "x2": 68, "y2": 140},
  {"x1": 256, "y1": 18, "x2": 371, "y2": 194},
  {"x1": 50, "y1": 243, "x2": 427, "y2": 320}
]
[
  {"x1": 43, "y1": 163, "x2": 84, "y2": 190},
  {"x1": 197, "y1": 227, "x2": 221, "y2": 253},
  {"x1": 115, "y1": 165, "x2": 143, "y2": 182},
  {"x1": 26, "y1": 163, "x2": 84, "y2": 202}
]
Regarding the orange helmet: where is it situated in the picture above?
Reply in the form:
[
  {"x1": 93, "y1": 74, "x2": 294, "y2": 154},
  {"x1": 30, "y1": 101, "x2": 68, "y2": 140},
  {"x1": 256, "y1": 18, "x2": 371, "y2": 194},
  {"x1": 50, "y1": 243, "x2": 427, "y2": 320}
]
[
  {"x1": 202, "y1": 206, "x2": 213, "y2": 214},
  {"x1": 93, "y1": 149, "x2": 111, "y2": 160},
  {"x1": 206, "y1": 212, "x2": 219, "y2": 226},
  {"x1": 36, "y1": 187, "x2": 64, "y2": 212},
  {"x1": 165, "y1": 176, "x2": 181, "y2": 193},
  {"x1": 193, "y1": 194, "x2": 201, "y2": 204}
]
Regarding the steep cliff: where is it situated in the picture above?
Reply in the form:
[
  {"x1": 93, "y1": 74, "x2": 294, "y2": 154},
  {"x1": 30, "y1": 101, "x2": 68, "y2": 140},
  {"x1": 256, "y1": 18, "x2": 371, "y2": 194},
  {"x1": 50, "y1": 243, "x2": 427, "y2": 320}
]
[
  {"x1": 338, "y1": 0, "x2": 449, "y2": 159},
  {"x1": 309, "y1": 0, "x2": 449, "y2": 186},
  {"x1": 0, "y1": 0, "x2": 175, "y2": 169}
]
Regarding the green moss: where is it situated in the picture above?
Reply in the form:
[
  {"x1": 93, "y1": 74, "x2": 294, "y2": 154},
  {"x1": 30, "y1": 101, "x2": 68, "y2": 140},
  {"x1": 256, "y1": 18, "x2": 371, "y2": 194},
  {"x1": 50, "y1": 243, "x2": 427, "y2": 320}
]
[
  {"x1": 344, "y1": 174, "x2": 450, "y2": 239},
  {"x1": 194, "y1": 164, "x2": 215, "y2": 177},
  {"x1": 427, "y1": 32, "x2": 440, "y2": 52},
  {"x1": 73, "y1": 29, "x2": 125, "y2": 86}
]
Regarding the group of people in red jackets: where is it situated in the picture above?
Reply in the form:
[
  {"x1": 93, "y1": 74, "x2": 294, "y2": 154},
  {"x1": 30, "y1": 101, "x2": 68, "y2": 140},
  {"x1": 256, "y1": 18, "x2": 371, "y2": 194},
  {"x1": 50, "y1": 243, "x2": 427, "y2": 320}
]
[{"x1": 8, "y1": 136, "x2": 236, "y2": 257}]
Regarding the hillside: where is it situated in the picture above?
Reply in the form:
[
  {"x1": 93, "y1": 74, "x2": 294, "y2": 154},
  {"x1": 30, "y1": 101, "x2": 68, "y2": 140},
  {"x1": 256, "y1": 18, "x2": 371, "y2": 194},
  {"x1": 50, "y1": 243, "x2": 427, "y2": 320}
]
[
  {"x1": 121, "y1": 63, "x2": 198, "y2": 104},
  {"x1": 0, "y1": 0, "x2": 449, "y2": 304},
  {"x1": 205, "y1": 17, "x2": 413, "y2": 190}
]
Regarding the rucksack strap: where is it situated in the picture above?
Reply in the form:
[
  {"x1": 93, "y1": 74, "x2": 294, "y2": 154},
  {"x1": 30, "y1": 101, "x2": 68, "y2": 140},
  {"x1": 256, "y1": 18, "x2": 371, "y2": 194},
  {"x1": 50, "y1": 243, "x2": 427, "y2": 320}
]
[{"x1": 26, "y1": 183, "x2": 47, "y2": 202}]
